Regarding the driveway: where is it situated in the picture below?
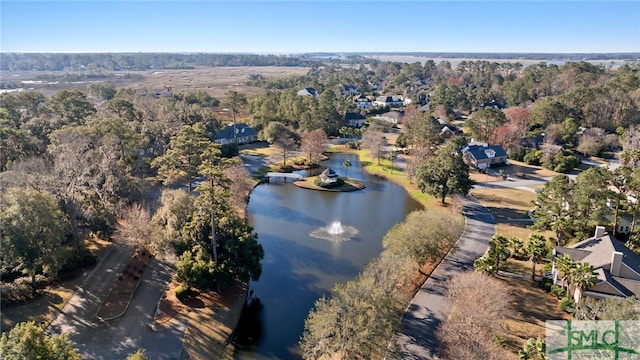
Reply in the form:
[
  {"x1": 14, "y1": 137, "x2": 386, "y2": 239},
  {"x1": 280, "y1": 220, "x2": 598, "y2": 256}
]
[
  {"x1": 47, "y1": 245, "x2": 184, "y2": 359},
  {"x1": 394, "y1": 195, "x2": 495, "y2": 359}
]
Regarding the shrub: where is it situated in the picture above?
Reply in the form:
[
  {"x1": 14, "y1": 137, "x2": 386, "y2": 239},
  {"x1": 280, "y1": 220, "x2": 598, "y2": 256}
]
[
  {"x1": 220, "y1": 143, "x2": 239, "y2": 158},
  {"x1": 175, "y1": 284, "x2": 190, "y2": 301},
  {"x1": 508, "y1": 148, "x2": 527, "y2": 162},
  {"x1": 539, "y1": 277, "x2": 552, "y2": 292},
  {"x1": 523, "y1": 150, "x2": 542, "y2": 165},
  {"x1": 550, "y1": 285, "x2": 566, "y2": 298},
  {"x1": 346, "y1": 141, "x2": 360, "y2": 149},
  {"x1": 58, "y1": 247, "x2": 98, "y2": 281},
  {"x1": 0, "y1": 282, "x2": 33, "y2": 306},
  {"x1": 560, "y1": 297, "x2": 575, "y2": 313}
]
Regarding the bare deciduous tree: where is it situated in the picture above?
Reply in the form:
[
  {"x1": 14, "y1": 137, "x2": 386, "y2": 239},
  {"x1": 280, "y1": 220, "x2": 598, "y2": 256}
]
[
  {"x1": 300, "y1": 129, "x2": 328, "y2": 165},
  {"x1": 361, "y1": 125, "x2": 384, "y2": 165},
  {"x1": 437, "y1": 271, "x2": 513, "y2": 360},
  {"x1": 116, "y1": 203, "x2": 158, "y2": 254}
]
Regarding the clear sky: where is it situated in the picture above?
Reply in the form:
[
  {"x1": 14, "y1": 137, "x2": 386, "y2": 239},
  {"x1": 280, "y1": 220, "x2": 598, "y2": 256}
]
[{"x1": 1, "y1": 1, "x2": 639, "y2": 53}]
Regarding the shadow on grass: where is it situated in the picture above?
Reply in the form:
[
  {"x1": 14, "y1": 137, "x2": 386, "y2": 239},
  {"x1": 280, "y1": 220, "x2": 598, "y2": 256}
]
[{"x1": 1, "y1": 291, "x2": 65, "y2": 332}]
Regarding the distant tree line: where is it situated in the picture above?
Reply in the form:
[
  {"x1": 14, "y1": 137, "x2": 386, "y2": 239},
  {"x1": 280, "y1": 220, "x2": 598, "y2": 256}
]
[{"x1": 0, "y1": 53, "x2": 324, "y2": 71}]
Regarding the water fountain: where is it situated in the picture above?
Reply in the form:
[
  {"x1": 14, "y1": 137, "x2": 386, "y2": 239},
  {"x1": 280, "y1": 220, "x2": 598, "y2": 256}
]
[{"x1": 310, "y1": 221, "x2": 358, "y2": 242}]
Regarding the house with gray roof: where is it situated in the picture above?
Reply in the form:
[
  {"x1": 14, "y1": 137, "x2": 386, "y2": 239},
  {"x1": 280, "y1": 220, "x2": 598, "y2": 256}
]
[
  {"x1": 353, "y1": 94, "x2": 372, "y2": 110},
  {"x1": 344, "y1": 112, "x2": 366, "y2": 128},
  {"x1": 375, "y1": 110, "x2": 404, "y2": 125},
  {"x1": 460, "y1": 142, "x2": 508, "y2": 170},
  {"x1": 554, "y1": 226, "x2": 640, "y2": 301},
  {"x1": 373, "y1": 96, "x2": 404, "y2": 108},
  {"x1": 213, "y1": 123, "x2": 257, "y2": 145}
]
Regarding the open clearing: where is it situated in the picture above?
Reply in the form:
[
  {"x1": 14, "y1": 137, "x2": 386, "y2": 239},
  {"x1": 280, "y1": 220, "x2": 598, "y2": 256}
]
[
  {"x1": 122, "y1": 66, "x2": 309, "y2": 99},
  {"x1": 2, "y1": 66, "x2": 309, "y2": 99}
]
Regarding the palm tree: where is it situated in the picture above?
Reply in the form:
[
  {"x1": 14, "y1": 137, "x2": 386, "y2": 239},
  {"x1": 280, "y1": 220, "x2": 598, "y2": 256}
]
[
  {"x1": 555, "y1": 254, "x2": 576, "y2": 292},
  {"x1": 508, "y1": 237, "x2": 524, "y2": 259},
  {"x1": 474, "y1": 255, "x2": 496, "y2": 275},
  {"x1": 342, "y1": 160, "x2": 351, "y2": 179},
  {"x1": 569, "y1": 262, "x2": 597, "y2": 303},
  {"x1": 550, "y1": 216, "x2": 570, "y2": 246},
  {"x1": 488, "y1": 234, "x2": 511, "y2": 272},
  {"x1": 527, "y1": 234, "x2": 549, "y2": 281}
]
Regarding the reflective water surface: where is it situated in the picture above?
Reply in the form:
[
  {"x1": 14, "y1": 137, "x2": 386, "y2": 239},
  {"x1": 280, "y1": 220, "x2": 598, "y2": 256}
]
[{"x1": 234, "y1": 153, "x2": 422, "y2": 359}]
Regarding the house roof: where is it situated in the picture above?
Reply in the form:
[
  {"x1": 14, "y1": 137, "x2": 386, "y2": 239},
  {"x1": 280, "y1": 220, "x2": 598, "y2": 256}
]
[
  {"x1": 520, "y1": 135, "x2": 545, "y2": 150},
  {"x1": 463, "y1": 144, "x2": 508, "y2": 161},
  {"x1": 320, "y1": 168, "x2": 338, "y2": 178},
  {"x1": 540, "y1": 143, "x2": 565, "y2": 154},
  {"x1": 377, "y1": 111, "x2": 404, "y2": 120},
  {"x1": 475, "y1": 100, "x2": 505, "y2": 111},
  {"x1": 213, "y1": 123, "x2": 257, "y2": 141},
  {"x1": 555, "y1": 233, "x2": 640, "y2": 297},
  {"x1": 298, "y1": 87, "x2": 319, "y2": 96},
  {"x1": 345, "y1": 112, "x2": 365, "y2": 121}
]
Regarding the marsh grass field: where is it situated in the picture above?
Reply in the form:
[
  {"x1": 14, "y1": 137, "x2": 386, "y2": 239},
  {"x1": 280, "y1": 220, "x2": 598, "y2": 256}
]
[{"x1": 1, "y1": 66, "x2": 310, "y2": 99}]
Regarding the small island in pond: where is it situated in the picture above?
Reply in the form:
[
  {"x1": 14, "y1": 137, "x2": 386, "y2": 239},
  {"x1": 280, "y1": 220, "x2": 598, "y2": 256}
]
[{"x1": 294, "y1": 168, "x2": 366, "y2": 192}]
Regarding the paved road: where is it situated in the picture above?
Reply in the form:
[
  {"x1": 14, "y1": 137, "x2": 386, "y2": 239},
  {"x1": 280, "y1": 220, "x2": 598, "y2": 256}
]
[
  {"x1": 47, "y1": 245, "x2": 184, "y2": 360},
  {"x1": 394, "y1": 195, "x2": 496, "y2": 359}
]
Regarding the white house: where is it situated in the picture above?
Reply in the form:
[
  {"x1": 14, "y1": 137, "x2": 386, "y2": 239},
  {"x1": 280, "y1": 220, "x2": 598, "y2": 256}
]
[
  {"x1": 353, "y1": 94, "x2": 372, "y2": 110},
  {"x1": 373, "y1": 96, "x2": 404, "y2": 108},
  {"x1": 345, "y1": 112, "x2": 366, "y2": 128}
]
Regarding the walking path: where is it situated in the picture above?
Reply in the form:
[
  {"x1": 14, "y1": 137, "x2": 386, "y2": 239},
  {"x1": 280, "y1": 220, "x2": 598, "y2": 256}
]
[{"x1": 394, "y1": 195, "x2": 496, "y2": 359}]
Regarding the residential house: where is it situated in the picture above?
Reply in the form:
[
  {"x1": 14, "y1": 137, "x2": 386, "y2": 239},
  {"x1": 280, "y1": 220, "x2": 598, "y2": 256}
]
[
  {"x1": 345, "y1": 112, "x2": 366, "y2": 128},
  {"x1": 353, "y1": 94, "x2": 373, "y2": 110},
  {"x1": 474, "y1": 100, "x2": 505, "y2": 111},
  {"x1": 554, "y1": 226, "x2": 640, "y2": 301},
  {"x1": 368, "y1": 81, "x2": 382, "y2": 91},
  {"x1": 375, "y1": 111, "x2": 404, "y2": 125},
  {"x1": 436, "y1": 118, "x2": 462, "y2": 139},
  {"x1": 520, "y1": 135, "x2": 546, "y2": 150},
  {"x1": 373, "y1": 96, "x2": 404, "y2": 108},
  {"x1": 213, "y1": 123, "x2": 258, "y2": 145},
  {"x1": 339, "y1": 84, "x2": 359, "y2": 97},
  {"x1": 460, "y1": 142, "x2": 508, "y2": 169},
  {"x1": 297, "y1": 87, "x2": 320, "y2": 98}
]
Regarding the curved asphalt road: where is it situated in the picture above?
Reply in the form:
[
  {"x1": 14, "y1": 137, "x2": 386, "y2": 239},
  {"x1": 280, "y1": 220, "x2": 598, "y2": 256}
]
[
  {"x1": 394, "y1": 195, "x2": 496, "y2": 359},
  {"x1": 47, "y1": 245, "x2": 184, "y2": 360}
]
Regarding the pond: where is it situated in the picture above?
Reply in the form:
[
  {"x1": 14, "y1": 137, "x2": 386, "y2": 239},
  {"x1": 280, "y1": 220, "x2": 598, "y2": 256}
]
[{"x1": 233, "y1": 153, "x2": 422, "y2": 359}]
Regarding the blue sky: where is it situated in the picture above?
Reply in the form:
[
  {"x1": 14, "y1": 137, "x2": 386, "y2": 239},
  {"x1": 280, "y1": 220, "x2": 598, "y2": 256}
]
[{"x1": 1, "y1": 1, "x2": 639, "y2": 53}]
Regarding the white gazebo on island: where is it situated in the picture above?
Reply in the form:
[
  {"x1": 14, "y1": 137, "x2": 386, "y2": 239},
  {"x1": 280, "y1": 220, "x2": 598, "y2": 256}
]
[{"x1": 319, "y1": 168, "x2": 339, "y2": 184}]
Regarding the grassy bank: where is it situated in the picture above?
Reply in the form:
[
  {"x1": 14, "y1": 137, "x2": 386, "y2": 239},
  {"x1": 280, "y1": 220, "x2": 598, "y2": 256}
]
[{"x1": 332, "y1": 146, "x2": 440, "y2": 210}]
